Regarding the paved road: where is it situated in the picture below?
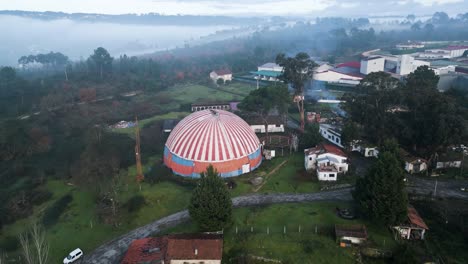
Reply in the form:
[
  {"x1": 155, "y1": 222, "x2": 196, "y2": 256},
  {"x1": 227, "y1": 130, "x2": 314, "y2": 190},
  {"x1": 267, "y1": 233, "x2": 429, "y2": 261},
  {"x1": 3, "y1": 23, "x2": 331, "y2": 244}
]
[
  {"x1": 83, "y1": 176, "x2": 468, "y2": 264},
  {"x1": 406, "y1": 175, "x2": 468, "y2": 199},
  {"x1": 82, "y1": 189, "x2": 352, "y2": 264}
]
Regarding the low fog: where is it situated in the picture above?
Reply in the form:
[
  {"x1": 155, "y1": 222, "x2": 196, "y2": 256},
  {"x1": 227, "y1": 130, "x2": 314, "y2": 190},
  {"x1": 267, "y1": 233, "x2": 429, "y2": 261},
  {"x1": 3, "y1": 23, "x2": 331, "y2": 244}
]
[{"x1": 0, "y1": 15, "x2": 234, "y2": 66}]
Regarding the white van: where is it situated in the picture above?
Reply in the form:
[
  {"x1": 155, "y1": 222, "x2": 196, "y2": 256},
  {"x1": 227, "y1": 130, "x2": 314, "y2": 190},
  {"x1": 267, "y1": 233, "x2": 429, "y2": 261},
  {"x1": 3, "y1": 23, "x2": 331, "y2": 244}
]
[{"x1": 63, "y1": 248, "x2": 83, "y2": 264}]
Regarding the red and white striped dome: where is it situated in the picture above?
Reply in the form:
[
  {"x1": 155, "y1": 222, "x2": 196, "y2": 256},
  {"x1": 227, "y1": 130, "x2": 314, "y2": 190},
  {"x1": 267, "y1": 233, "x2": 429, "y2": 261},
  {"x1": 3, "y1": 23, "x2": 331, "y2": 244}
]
[{"x1": 165, "y1": 110, "x2": 260, "y2": 162}]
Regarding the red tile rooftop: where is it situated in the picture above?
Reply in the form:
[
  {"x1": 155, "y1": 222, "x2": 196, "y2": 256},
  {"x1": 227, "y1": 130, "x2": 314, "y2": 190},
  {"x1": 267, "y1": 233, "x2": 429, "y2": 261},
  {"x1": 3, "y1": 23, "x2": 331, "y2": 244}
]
[
  {"x1": 121, "y1": 234, "x2": 223, "y2": 264},
  {"x1": 407, "y1": 206, "x2": 429, "y2": 230},
  {"x1": 336, "y1": 61, "x2": 361, "y2": 69}
]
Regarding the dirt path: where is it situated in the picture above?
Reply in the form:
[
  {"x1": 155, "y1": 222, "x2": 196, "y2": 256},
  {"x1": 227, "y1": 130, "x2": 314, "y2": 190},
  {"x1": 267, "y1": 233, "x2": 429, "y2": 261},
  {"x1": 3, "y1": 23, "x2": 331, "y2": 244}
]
[{"x1": 253, "y1": 160, "x2": 288, "y2": 192}]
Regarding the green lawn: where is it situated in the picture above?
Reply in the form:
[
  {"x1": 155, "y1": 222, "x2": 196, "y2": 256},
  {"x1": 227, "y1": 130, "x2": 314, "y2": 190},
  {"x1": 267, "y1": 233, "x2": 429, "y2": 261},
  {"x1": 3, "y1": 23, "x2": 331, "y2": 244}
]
[
  {"x1": 162, "y1": 82, "x2": 255, "y2": 106},
  {"x1": 1, "y1": 174, "x2": 193, "y2": 263},
  {"x1": 163, "y1": 202, "x2": 397, "y2": 263},
  {"x1": 110, "y1": 111, "x2": 190, "y2": 135}
]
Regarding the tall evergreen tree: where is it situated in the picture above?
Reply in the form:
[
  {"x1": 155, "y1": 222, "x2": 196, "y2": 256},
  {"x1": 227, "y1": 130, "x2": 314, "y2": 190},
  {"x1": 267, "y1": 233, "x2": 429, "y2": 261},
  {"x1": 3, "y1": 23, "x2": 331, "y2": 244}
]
[
  {"x1": 353, "y1": 149, "x2": 408, "y2": 226},
  {"x1": 189, "y1": 165, "x2": 232, "y2": 231}
]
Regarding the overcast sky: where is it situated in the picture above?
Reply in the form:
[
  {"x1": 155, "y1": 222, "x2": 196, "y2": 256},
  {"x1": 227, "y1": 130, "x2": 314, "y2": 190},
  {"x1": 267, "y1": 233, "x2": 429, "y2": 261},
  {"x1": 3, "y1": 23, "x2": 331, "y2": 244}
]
[{"x1": 1, "y1": 0, "x2": 467, "y2": 17}]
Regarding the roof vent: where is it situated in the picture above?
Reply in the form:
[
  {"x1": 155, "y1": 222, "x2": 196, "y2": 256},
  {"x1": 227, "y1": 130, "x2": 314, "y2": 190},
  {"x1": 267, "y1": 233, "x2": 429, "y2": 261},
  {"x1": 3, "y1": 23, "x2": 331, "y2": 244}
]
[{"x1": 194, "y1": 248, "x2": 198, "y2": 255}]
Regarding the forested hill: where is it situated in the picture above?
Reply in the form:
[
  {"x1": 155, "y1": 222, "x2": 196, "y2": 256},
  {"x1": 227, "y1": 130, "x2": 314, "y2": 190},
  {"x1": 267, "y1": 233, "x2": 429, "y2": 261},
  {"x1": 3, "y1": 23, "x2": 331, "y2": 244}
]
[{"x1": 0, "y1": 10, "x2": 266, "y2": 26}]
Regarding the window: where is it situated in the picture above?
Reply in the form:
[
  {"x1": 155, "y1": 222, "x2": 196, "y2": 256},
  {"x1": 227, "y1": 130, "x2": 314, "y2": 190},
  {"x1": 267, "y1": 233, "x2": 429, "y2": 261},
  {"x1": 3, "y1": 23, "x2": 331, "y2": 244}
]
[
  {"x1": 332, "y1": 135, "x2": 335, "y2": 140},
  {"x1": 329, "y1": 174, "x2": 336, "y2": 178},
  {"x1": 309, "y1": 157, "x2": 312, "y2": 161},
  {"x1": 336, "y1": 138, "x2": 339, "y2": 143}
]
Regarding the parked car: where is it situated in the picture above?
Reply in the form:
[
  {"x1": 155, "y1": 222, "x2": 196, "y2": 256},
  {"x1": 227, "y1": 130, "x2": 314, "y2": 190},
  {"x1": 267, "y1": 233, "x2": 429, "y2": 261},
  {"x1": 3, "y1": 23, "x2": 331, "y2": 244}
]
[{"x1": 63, "y1": 248, "x2": 83, "y2": 264}]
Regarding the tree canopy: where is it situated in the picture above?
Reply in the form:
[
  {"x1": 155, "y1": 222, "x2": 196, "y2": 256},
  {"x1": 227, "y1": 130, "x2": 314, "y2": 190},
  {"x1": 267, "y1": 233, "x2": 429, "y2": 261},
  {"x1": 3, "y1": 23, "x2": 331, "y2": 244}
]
[
  {"x1": 88, "y1": 47, "x2": 113, "y2": 79},
  {"x1": 353, "y1": 144, "x2": 408, "y2": 226},
  {"x1": 189, "y1": 165, "x2": 232, "y2": 231},
  {"x1": 276, "y1": 52, "x2": 316, "y2": 130},
  {"x1": 239, "y1": 84, "x2": 289, "y2": 137}
]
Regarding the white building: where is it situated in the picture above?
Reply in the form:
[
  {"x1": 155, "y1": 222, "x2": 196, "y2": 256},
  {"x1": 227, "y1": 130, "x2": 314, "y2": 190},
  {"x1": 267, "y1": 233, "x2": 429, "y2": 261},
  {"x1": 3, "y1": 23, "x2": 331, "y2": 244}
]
[
  {"x1": 350, "y1": 140, "x2": 379, "y2": 158},
  {"x1": 304, "y1": 144, "x2": 349, "y2": 181},
  {"x1": 396, "y1": 43, "x2": 425, "y2": 50},
  {"x1": 258, "y1": 62, "x2": 284, "y2": 72},
  {"x1": 431, "y1": 65, "x2": 456, "y2": 75},
  {"x1": 313, "y1": 70, "x2": 362, "y2": 85},
  {"x1": 396, "y1": 55, "x2": 430, "y2": 75},
  {"x1": 319, "y1": 124, "x2": 344, "y2": 148},
  {"x1": 210, "y1": 69, "x2": 233, "y2": 83},
  {"x1": 419, "y1": 46, "x2": 468, "y2": 59},
  {"x1": 245, "y1": 116, "x2": 285, "y2": 133},
  {"x1": 360, "y1": 56, "x2": 385, "y2": 75},
  {"x1": 401, "y1": 150, "x2": 428, "y2": 174}
]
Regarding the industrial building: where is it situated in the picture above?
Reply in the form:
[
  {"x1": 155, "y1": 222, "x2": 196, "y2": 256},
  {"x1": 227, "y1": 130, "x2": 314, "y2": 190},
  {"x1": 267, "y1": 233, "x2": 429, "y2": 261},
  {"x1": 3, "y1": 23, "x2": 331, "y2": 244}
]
[
  {"x1": 164, "y1": 109, "x2": 262, "y2": 178},
  {"x1": 360, "y1": 56, "x2": 385, "y2": 75}
]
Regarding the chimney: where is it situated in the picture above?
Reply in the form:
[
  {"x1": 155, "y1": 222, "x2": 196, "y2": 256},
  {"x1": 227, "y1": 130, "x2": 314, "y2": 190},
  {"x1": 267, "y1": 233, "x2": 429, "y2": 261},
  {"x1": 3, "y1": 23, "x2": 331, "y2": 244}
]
[{"x1": 194, "y1": 248, "x2": 198, "y2": 256}]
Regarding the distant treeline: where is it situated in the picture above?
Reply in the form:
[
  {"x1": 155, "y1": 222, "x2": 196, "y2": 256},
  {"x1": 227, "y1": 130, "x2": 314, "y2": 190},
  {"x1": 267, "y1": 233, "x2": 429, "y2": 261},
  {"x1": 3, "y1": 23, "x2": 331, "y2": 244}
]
[{"x1": 0, "y1": 10, "x2": 265, "y2": 26}]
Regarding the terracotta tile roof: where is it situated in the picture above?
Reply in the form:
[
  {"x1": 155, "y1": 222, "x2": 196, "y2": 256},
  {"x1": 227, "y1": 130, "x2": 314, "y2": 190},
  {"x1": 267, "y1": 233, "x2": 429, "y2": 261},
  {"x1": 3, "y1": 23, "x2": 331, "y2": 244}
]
[
  {"x1": 120, "y1": 234, "x2": 223, "y2": 264},
  {"x1": 407, "y1": 205, "x2": 429, "y2": 230},
  {"x1": 322, "y1": 143, "x2": 347, "y2": 157},
  {"x1": 335, "y1": 224, "x2": 368, "y2": 239},
  {"x1": 166, "y1": 234, "x2": 223, "y2": 260},
  {"x1": 121, "y1": 237, "x2": 165, "y2": 264},
  {"x1": 305, "y1": 144, "x2": 347, "y2": 158},
  {"x1": 336, "y1": 61, "x2": 361, "y2": 69},
  {"x1": 214, "y1": 69, "x2": 232, "y2": 76}
]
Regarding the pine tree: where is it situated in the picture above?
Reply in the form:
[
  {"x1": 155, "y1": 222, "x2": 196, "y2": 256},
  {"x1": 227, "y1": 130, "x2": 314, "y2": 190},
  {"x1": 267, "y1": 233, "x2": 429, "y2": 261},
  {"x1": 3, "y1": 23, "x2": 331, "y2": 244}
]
[
  {"x1": 189, "y1": 165, "x2": 232, "y2": 231},
  {"x1": 353, "y1": 150, "x2": 408, "y2": 226}
]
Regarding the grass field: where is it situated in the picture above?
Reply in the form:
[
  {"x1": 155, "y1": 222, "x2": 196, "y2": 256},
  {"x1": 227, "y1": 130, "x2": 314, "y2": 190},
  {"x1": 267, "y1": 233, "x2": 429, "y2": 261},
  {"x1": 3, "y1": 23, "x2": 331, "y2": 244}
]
[
  {"x1": 163, "y1": 202, "x2": 397, "y2": 263},
  {"x1": 0, "y1": 175, "x2": 193, "y2": 263}
]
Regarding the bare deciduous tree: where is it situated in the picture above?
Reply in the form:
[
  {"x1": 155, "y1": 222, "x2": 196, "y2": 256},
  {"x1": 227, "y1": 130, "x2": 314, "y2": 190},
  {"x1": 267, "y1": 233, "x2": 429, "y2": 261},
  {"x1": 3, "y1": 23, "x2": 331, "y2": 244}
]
[{"x1": 19, "y1": 223, "x2": 49, "y2": 264}]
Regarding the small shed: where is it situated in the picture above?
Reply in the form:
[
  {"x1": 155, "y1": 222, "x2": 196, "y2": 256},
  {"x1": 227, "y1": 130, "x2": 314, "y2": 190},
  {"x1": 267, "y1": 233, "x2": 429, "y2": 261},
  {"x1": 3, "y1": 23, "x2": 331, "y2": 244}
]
[
  {"x1": 393, "y1": 205, "x2": 428, "y2": 240},
  {"x1": 335, "y1": 224, "x2": 368, "y2": 246},
  {"x1": 401, "y1": 150, "x2": 427, "y2": 174}
]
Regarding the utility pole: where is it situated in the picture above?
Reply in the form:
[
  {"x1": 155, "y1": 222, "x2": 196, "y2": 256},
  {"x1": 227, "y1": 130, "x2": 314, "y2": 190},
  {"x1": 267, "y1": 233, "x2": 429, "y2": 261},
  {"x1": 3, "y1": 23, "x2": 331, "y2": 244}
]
[{"x1": 135, "y1": 116, "x2": 144, "y2": 191}]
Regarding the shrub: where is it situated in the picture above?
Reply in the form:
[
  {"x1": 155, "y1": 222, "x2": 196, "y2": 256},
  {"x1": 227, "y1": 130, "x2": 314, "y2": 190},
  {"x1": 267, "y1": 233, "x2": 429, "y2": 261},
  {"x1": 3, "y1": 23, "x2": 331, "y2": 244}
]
[
  {"x1": 0, "y1": 236, "x2": 19, "y2": 252},
  {"x1": 31, "y1": 190, "x2": 53, "y2": 206},
  {"x1": 127, "y1": 195, "x2": 146, "y2": 212},
  {"x1": 42, "y1": 194, "x2": 73, "y2": 227}
]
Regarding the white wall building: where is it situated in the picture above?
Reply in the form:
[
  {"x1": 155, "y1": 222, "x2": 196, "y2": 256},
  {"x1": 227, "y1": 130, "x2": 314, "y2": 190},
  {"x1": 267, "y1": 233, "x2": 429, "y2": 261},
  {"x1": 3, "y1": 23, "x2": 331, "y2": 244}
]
[
  {"x1": 313, "y1": 70, "x2": 362, "y2": 85},
  {"x1": 360, "y1": 56, "x2": 385, "y2": 75},
  {"x1": 304, "y1": 144, "x2": 349, "y2": 181},
  {"x1": 319, "y1": 124, "x2": 344, "y2": 148},
  {"x1": 210, "y1": 69, "x2": 233, "y2": 83},
  {"x1": 419, "y1": 46, "x2": 468, "y2": 59},
  {"x1": 246, "y1": 116, "x2": 285, "y2": 133},
  {"x1": 396, "y1": 43, "x2": 425, "y2": 50},
  {"x1": 396, "y1": 55, "x2": 430, "y2": 75},
  {"x1": 350, "y1": 140, "x2": 379, "y2": 158},
  {"x1": 258, "y1": 62, "x2": 284, "y2": 72}
]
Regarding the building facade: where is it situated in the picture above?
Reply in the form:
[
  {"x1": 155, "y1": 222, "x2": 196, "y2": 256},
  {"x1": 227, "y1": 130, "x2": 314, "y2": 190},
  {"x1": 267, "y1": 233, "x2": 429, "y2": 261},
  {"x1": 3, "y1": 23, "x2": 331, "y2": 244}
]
[
  {"x1": 360, "y1": 56, "x2": 385, "y2": 75},
  {"x1": 210, "y1": 69, "x2": 233, "y2": 83}
]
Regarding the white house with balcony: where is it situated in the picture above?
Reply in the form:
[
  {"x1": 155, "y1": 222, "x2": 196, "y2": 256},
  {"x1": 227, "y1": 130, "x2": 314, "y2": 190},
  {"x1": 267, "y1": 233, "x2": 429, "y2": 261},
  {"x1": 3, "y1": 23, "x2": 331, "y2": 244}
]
[{"x1": 304, "y1": 144, "x2": 349, "y2": 181}]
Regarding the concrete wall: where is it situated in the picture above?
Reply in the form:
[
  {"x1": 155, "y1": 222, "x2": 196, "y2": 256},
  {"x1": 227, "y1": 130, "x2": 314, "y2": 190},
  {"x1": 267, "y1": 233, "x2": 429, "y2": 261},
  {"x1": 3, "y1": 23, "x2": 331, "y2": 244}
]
[
  {"x1": 317, "y1": 170, "x2": 338, "y2": 181},
  {"x1": 360, "y1": 57, "x2": 385, "y2": 75},
  {"x1": 250, "y1": 124, "x2": 284, "y2": 133}
]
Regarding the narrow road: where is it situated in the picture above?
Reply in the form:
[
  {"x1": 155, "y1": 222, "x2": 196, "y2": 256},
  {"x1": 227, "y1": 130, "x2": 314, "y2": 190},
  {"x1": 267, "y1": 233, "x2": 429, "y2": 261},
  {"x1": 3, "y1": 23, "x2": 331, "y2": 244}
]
[
  {"x1": 83, "y1": 189, "x2": 352, "y2": 264},
  {"x1": 83, "y1": 177, "x2": 468, "y2": 264}
]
